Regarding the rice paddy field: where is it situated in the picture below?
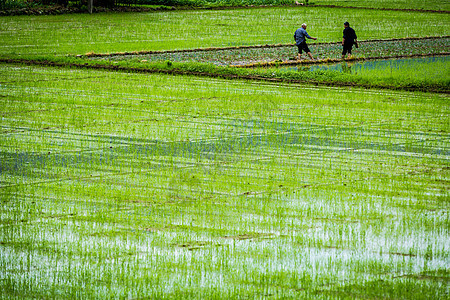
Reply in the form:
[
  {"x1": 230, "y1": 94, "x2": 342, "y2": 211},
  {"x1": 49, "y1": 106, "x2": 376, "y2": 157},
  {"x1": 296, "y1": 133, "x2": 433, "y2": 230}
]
[
  {"x1": 0, "y1": 6, "x2": 449, "y2": 56},
  {"x1": 91, "y1": 37, "x2": 450, "y2": 66},
  {"x1": 0, "y1": 2, "x2": 449, "y2": 299}
]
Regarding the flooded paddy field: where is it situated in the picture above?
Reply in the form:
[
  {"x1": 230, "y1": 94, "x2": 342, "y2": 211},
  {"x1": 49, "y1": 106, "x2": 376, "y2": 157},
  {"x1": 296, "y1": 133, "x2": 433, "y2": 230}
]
[
  {"x1": 80, "y1": 37, "x2": 450, "y2": 92},
  {"x1": 1, "y1": 3, "x2": 449, "y2": 298},
  {"x1": 1, "y1": 64, "x2": 448, "y2": 298},
  {"x1": 289, "y1": 56, "x2": 450, "y2": 73},
  {"x1": 90, "y1": 37, "x2": 450, "y2": 66}
]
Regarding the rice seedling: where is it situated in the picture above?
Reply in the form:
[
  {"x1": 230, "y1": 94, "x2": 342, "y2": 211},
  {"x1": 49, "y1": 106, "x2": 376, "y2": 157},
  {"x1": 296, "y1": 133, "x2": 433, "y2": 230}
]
[
  {"x1": 81, "y1": 37, "x2": 449, "y2": 91},
  {"x1": 264, "y1": 55, "x2": 450, "y2": 92},
  {"x1": 0, "y1": 6, "x2": 448, "y2": 57},
  {"x1": 0, "y1": 63, "x2": 448, "y2": 298},
  {"x1": 92, "y1": 37, "x2": 449, "y2": 66}
]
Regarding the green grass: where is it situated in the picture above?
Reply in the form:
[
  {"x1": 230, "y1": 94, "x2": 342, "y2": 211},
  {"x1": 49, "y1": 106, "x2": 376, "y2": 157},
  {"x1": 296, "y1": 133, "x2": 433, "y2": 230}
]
[
  {"x1": 1, "y1": 63, "x2": 449, "y2": 298},
  {"x1": 258, "y1": 56, "x2": 450, "y2": 92},
  {"x1": 0, "y1": 6, "x2": 448, "y2": 57},
  {"x1": 335, "y1": 56, "x2": 450, "y2": 90}
]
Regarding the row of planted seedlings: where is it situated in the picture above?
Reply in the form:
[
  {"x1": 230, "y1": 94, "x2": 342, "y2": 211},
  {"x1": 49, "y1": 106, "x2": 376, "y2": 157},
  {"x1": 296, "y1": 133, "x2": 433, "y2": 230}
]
[
  {"x1": 73, "y1": 37, "x2": 450, "y2": 92},
  {"x1": 1, "y1": 63, "x2": 449, "y2": 297},
  {"x1": 1, "y1": 6, "x2": 449, "y2": 58},
  {"x1": 87, "y1": 37, "x2": 450, "y2": 66}
]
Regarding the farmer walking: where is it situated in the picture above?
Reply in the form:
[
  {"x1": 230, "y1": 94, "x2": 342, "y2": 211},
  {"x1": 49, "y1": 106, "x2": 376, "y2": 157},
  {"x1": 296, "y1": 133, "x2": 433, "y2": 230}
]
[
  {"x1": 294, "y1": 23, "x2": 317, "y2": 61},
  {"x1": 342, "y1": 21, "x2": 358, "y2": 59}
]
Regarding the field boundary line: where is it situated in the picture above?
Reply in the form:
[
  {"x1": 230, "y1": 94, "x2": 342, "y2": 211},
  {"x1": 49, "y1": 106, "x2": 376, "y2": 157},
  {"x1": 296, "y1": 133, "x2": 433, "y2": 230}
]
[{"x1": 80, "y1": 36, "x2": 450, "y2": 58}]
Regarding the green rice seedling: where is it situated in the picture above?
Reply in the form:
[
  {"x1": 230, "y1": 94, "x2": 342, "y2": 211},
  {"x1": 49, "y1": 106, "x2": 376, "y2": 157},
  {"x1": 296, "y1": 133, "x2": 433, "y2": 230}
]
[
  {"x1": 101, "y1": 37, "x2": 450, "y2": 65},
  {"x1": 1, "y1": 63, "x2": 448, "y2": 298},
  {"x1": 260, "y1": 55, "x2": 450, "y2": 92},
  {"x1": 0, "y1": 7, "x2": 448, "y2": 57}
]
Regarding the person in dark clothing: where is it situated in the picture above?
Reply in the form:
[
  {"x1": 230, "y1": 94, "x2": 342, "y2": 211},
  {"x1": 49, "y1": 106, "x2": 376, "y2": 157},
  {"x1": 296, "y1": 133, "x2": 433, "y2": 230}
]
[
  {"x1": 342, "y1": 21, "x2": 358, "y2": 59},
  {"x1": 294, "y1": 23, "x2": 317, "y2": 61}
]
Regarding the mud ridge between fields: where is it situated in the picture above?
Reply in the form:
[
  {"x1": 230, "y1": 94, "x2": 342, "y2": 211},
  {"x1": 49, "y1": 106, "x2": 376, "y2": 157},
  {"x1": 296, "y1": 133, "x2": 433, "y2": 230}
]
[
  {"x1": 82, "y1": 36, "x2": 450, "y2": 58},
  {"x1": 1, "y1": 56, "x2": 448, "y2": 94}
]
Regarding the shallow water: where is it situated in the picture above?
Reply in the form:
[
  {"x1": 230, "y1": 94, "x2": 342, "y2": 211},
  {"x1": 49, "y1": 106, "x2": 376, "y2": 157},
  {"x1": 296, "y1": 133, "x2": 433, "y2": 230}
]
[{"x1": 283, "y1": 55, "x2": 450, "y2": 73}]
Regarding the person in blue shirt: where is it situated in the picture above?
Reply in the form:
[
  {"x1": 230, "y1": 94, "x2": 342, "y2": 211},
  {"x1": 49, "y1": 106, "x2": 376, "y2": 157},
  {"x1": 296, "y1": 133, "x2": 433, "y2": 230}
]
[
  {"x1": 294, "y1": 23, "x2": 317, "y2": 61},
  {"x1": 342, "y1": 21, "x2": 358, "y2": 59}
]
